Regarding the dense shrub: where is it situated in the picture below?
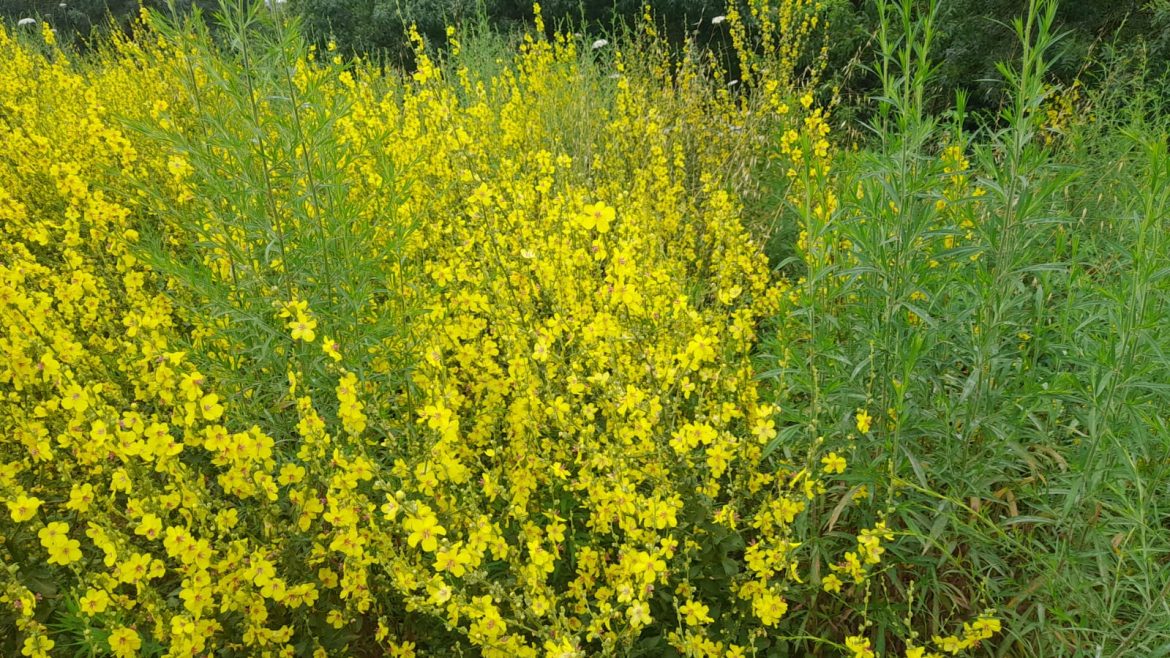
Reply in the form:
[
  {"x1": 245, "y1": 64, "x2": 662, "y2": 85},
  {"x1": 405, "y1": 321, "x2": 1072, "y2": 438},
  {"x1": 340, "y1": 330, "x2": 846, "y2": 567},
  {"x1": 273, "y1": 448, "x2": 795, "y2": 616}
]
[
  {"x1": 0, "y1": 2, "x2": 1005, "y2": 656},
  {"x1": 4, "y1": 0, "x2": 1170, "y2": 656}
]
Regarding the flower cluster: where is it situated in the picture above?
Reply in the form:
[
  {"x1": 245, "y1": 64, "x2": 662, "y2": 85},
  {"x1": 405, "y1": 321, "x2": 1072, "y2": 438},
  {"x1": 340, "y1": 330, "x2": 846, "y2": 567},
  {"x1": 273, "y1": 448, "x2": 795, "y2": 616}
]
[{"x1": 0, "y1": 4, "x2": 1002, "y2": 657}]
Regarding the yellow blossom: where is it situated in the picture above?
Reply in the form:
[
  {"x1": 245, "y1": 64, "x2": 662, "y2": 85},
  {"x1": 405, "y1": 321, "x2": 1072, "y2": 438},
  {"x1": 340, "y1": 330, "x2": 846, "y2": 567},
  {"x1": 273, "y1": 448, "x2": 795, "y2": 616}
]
[
  {"x1": 820, "y1": 451, "x2": 846, "y2": 474},
  {"x1": 79, "y1": 588, "x2": 110, "y2": 615},
  {"x1": 855, "y1": 408, "x2": 873, "y2": 434},
  {"x1": 289, "y1": 313, "x2": 318, "y2": 342},
  {"x1": 678, "y1": 599, "x2": 713, "y2": 626},
  {"x1": 108, "y1": 627, "x2": 142, "y2": 658},
  {"x1": 7, "y1": 495, "x2": 42, "y2": 522}
]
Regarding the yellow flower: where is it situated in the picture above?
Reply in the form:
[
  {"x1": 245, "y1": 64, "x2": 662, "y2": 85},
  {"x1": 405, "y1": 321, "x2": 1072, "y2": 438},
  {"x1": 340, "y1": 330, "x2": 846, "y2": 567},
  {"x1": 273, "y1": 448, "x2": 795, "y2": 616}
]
[
  {"x1": 578, "y1": 202, "x2": 615, "y2": 233},
  {"x1": 7, "y1": 495, "x2": 42, "y2": 522},
  {"x1": 322, "y1": 336, "x2": 342, "y2": 361},
  {"x1": 60, "y1": 383, "x2": 89, "y2": 412},
  {"x1": 627, "y1": 601, "x2": 652, "y2": 627},
  {"x1": 845, "y1": 635, "x2": 875, "y2": 658},
  {"x1": 380, "y1": 495, "x2": 401, "y2": 521},
  {"x1": 404, "y1": 513, "x2": 446, "y2": 552},
  {"x1": 278, "y1": 463, "x2": 306, "y2": 486},
  {"x1": 135, "y1": 513, "x2": 163, "y2": 541},
  {"x1": 932, "y1": 634, "x2": 967, "y2": 654},
  {"x1": 426, "y1": 576, "x2": 452, "y2": 605},
  {"x1": 390, "y1": 640, "x2": 417, "y2": 658},
  {"x1": 543, "y1": 638, "x2": 579, "y2": 658},
  {"x1": 108, "y1": 627, "x2": 142, "y2": 658},
  {"x1": 199, "y1": 393, "x2": 224, "y2": 421},
  {"x1": 433, "y1": 543, "x2": 472, "y2": 577},
  {"x1": 855, "y1": 408, "x2": 873, "y2": 434},
  {"x1": 822, "y1": 573, "x2": 843, "y2": 593},
  {"x1": 90, "y1": 420, "x2": 110, "y2": 445},
  {"x1": 215, "y1": 508, "x2": 238, "y2": 532},
  {"x1": 820, "y1": 451, "x2": 846, "y2": 474},
  {"x1": 971, "y1": 614, "x2": 1001, "y2": 638},
  {"x1": 752, "y1": 590, "x2": 788, "y2": 626},
  {"x1": 38, "y1": 521, "x2": 82, "y2": 565},
  {"x1": 678, "y1": 599, "x2": 713, "y2": 625},
  {"x1": 289, "y1": 313, "x2": 318, "y2": 342},
  {"x1": 21, "y1": 634, "x2": 54, "y2": 658},
  {"x1": 79, "y1": 588, "x2": 110, "y2": 615}
]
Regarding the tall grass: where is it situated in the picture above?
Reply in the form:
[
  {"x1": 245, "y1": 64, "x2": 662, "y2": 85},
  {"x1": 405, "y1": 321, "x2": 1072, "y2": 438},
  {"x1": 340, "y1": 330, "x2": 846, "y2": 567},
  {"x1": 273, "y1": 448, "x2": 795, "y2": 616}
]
[
  {"x1": 756, "y1": 0, "x2": 1170, "y2": 654},
  {"x1": 120, "y1": 2, "x2": 424, "y2": 438}
]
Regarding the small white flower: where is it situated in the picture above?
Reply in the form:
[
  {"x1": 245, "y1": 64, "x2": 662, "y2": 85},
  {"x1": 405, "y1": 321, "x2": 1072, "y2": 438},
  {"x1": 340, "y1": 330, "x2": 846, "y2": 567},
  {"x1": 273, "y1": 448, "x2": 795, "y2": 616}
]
[
  {"x1": 59, "y1": 3, "x2": 67, "y2": 8},
  {"x1": 17, "y1": 17, "x2": 38, "y2": 27},
  {"x1": 591, "y1": 39, "x2": 608, "y2": 50},
  {"x1": 710, "y1": 15, "x2": 726, "y2": 25}
]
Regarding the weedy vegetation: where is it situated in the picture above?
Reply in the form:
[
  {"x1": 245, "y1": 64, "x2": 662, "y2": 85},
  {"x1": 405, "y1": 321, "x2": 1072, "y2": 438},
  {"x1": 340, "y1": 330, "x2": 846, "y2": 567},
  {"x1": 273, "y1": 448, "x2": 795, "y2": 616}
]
[{"x1": 1, "y1": 0, "x2": 1168, "y2": 656}]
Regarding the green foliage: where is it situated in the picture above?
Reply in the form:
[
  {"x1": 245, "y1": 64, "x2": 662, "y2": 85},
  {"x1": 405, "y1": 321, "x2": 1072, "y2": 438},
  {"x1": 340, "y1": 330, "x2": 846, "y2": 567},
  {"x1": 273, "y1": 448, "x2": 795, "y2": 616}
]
[
  {"x1": 4, "y1": 0, "x2": 1170, "y2": 655},
  {"x1": 288, "y1": 0, "x2": 732, "y2": 66},
  {"x1": 753, "y1": 0, "x2": 1170, "y2": 653},
  {"x1": 128, "y1": 1, "x2": 423, "y2": 433},
  {"x1": 0, "y1": 0, "x2": 216, "y2": 45},
  {"x1": 932, "y1": 0, "x2": 1168, "y2": 109},
  {"x1": 5, "y1": 0, "x2": 1168, "y2": 111}
]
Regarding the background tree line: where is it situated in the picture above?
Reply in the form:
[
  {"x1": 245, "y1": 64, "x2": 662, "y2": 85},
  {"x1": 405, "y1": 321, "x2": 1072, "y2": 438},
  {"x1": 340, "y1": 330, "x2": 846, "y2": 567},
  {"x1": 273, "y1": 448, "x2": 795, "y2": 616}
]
[{"x1": 4, "y1": 0, "x2": 1169, "y2": 115}]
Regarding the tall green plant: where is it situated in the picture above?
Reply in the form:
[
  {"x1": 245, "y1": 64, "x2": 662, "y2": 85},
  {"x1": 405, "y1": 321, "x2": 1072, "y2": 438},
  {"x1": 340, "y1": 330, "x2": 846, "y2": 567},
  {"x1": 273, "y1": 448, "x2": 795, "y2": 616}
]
[{"x1": 127, "y1": 2, "x2": 422, "y2": 433}]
